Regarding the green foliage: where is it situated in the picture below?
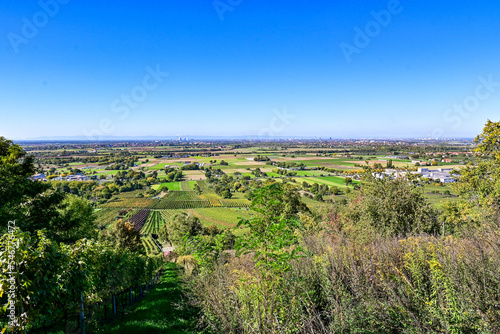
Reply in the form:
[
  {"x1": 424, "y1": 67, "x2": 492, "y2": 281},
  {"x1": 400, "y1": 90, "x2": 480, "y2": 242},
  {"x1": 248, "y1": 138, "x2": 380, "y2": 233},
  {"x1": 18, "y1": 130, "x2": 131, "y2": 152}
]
[
  {"x1": 0, "y1": 137, "x2": 98, "y2": 242},
  {"x1": 202, "y1": 183, "x2": 310, "y2": 332},
  {"x1": 342, "y1": 174, "x2": 441, "y2": 236},
  {"x1": 445, "y1": 120, "x2": 500, "y2": 229},
  {"x1": 181, "y1": 163, "x2": 199, "y2": 170},
  {"x1": 110, "y1": 219, "x2": 143, "y2": 253},
  {"x1": 185, "y1": 232, "x2": 231, "y2": 276},
  {"x1": 190, "y1": 227, "x2": 500, "y2": 333},
  {"x1": 166, "y1": 170, "x2": 183, "y2": 181},
  {"x1": 236, "y1": 183, "x2": 307, "y2": 273},
  {"x1": 193, "y1": 183, "x2": 202, "y2": 195},
  {"x1": 249, "y1": 181, "x2": 309, "y2": 221},
  {"x1": 0, "y1": 137, "x2": 64, "y2": 234},
  {"x1": 53, "y1": 195, "x2": 98, "y2": 243},
  {"x1": 0, "y1": 229, "x2": 163, "y2": 332},
  {"x1": 219, "y1": 188, "x2": 232, "y2": 199},
  {"x1": 158, "y1": 212, "x2": 203, "y2": 247},
  {"x1": 474, "y1": 119, "x2": 500, "y2": 159}
]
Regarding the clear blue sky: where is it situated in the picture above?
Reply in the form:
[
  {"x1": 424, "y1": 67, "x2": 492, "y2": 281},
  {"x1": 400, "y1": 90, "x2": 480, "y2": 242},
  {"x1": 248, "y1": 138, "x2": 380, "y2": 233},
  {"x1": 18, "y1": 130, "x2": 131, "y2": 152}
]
[{"x1": 1, "y1": 0, "x2": 500, "y2": 139}]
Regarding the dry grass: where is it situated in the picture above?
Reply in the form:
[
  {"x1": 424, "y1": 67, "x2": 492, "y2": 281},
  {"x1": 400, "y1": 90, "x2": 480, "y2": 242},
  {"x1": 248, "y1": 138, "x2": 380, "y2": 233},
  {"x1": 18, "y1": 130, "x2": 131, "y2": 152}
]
[{"x1": 187, "y1": 224, "x2": 500, "y2": 333}]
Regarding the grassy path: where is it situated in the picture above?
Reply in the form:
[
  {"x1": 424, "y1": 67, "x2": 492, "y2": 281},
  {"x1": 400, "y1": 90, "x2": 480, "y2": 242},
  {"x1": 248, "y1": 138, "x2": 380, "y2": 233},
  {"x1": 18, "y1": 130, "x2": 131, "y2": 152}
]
[{"x1": 100, "y1": 263, "x2": 201, "y2": 334}]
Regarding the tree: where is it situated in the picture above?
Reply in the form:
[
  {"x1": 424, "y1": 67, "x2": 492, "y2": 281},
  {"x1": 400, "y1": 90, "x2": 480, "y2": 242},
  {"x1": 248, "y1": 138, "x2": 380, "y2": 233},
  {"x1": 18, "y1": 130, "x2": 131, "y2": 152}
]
[
  {"x1": 474, "y1": 119, "x2": 500, "y2": 159},
  {"x1": 166, "y1": 171, "x2": 176, "y2": 181},
  {"x1": 330, "y1": 186, "x2": 341, "y2": 195},
  {"x1": 52, "y1": 195, "x2": 98, "y2": 243},
  {"x1": 220, "y1": 188, "x2": 232, "y2": 199},
  {"x1": 236, "y1": 183, "x2": 307, "y2": 272},
  {"x1": 248, "y1": 182, "x2": 309, "y2": 222},
  {"x1": 0, "y1": 137, "x2": 65, "y2": 234},
  {"x1": 193, "y1": 183, "x2": 202, "y2": 195},
  {"x1": 111, "y1": 219, "x2": 143, "y2": 253},
  {"x1": 158, "y1": 212, "x2": 202, "y2": 247},
  {"x1": 341, "y1": 174, "x2": 440, "y2": 236},
  {"x1": 443, "y1": 120, "x2": 500, "y2": 229},
  {"x1": 234, "y1": 183, "x2": 308, "y2": 326}
]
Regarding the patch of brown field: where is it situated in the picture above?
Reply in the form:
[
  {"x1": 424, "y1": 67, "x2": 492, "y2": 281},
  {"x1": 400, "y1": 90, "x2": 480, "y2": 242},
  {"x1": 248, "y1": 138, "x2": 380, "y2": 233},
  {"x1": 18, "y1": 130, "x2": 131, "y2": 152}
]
[
  {"x1": 153, "y1": 158, "x2": 205, "y2": 163},
  {"x1": 130, "y1": 160, "x2": 162, "y2": 169},
  {"x1": 234, "y1": 161, "x2": 266, "y2": 166},
  {"x1": 72, "y1": 164, "x2": 100, "y2": 169},
  {"x1": 272, "y1": 156, "x2": 336, "y2": 161},
  {"x1": 157, "y1": 191, "x2": 168, "y2": 198},
  {"x1": 315, "y1": 162, "x2": 354, "y2": 169},
  {"x1": 231, "y1": 169, "x2": 254, "y2": 173},
  {"x1": 216, "y1": 154, "x2": 242, "y2": 159},
  {"x1": 182, "y1": 170, "x2": 204, "y2": 175},
  {"x1": 185, "y1": 174, "x2": 206, "y2": 180}
]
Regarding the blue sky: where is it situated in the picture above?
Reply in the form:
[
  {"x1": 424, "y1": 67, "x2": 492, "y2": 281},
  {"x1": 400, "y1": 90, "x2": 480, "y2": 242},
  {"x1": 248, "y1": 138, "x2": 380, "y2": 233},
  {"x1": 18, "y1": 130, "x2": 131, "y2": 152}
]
[{"x1": 1, "y1": 0, "x2": 500, "y2": 139}]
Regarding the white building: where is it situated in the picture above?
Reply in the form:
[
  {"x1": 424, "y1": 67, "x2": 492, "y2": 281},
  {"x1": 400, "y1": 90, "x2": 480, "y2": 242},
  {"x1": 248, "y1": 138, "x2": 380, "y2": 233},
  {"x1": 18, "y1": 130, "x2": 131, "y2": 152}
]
[{"x1": 418, "y1": 168, "x2": 455, "y2": 183}]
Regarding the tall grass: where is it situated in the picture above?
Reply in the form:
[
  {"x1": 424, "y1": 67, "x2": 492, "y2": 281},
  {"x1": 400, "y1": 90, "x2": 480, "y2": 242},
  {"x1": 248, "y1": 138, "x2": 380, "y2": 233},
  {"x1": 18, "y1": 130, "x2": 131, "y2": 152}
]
[{"x1": 188, "y1": 224, "x2": 500, "y2": 333}]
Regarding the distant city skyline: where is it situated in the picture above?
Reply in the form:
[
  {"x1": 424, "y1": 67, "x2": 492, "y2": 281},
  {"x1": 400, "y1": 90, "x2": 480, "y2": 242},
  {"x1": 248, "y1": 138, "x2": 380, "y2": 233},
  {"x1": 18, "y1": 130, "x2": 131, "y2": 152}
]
[{"x1": 1, "y1": 1, "x2": 500, "y2": 140}]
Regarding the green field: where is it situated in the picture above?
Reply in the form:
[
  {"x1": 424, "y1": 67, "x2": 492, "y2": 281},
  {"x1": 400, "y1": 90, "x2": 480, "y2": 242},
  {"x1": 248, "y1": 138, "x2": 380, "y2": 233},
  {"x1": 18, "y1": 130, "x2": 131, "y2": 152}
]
[
  {"x1": 179, "y1": 181, "x2": 197, "y2": 191},
  {"x1": 300, "y1": 176, "x2": 359, "y2": 188},
  {"x1": 154, "y1": 182, "x2": 181, "y2": 191},
  {"x1": 295, "y1": 170, "x2": 326, "y2": 177},
  {"x1": 148, "y1": 163, "x2": 170, "y2": 170},
  {"x1": 265, "y1": 172, "x2": 283, "y2": 178},
  {"x1": 424, "y1": 194, "x2": 460, "y2": 209},
  {"x1": 187, "y1": 208, "x2": 255, "y2": 235},
  {"x1": 94, "y1": 208, "x2": 120, "y2": 226},
  {"x1": 164, "y1": 191, "x2": 201, "y2": 201},
  {"x1": 422, "y1": 184, "x2": 458, "y2": 209}
]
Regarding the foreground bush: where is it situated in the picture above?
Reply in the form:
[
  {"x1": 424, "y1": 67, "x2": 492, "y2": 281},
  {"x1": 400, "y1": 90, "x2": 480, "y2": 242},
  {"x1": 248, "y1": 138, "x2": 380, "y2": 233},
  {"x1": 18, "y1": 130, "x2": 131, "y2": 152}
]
[{"x1": 189, "y1": 226, "x2": 500, "y2": 333}]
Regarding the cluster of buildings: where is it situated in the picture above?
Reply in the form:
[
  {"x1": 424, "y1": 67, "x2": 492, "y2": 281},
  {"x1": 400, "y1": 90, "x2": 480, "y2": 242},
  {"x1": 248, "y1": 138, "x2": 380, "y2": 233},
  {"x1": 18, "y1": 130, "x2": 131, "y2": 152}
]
[
  {"x1": 417, "y1": 168, "x2": 455, "y2": 183},
  {"x1": 375, "y1": 167, "x2": 456, "y2": 184},
  {"x1": 30, "y1": 173, "x2": 93, "y2": 182},
  {"x1": 424, "y1": 152, "x2": 474, "y2": 157},
  {"x1": 161, "y1": 153, "x2": 217, "y2": 159},
  {"x1": 385, "y1": 155, "x2": 409, "y2": 160}
]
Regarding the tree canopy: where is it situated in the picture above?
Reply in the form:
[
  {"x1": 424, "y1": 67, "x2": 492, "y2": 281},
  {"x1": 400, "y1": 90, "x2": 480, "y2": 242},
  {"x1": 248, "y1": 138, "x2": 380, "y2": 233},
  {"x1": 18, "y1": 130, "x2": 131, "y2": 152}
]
[{"x1": 0, "y1": 137, "x2": 98, "y2": 241}]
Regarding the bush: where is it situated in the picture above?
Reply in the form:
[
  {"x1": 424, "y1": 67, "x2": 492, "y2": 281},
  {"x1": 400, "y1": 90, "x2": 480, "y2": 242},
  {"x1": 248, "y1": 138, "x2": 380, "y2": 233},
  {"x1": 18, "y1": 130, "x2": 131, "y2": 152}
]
[
  {"x1": 338, "y1": 175, "x2": 440, "y2": 237},
  {"x1": 189, "y1": 225, "x2": 500, "y2": 333}
]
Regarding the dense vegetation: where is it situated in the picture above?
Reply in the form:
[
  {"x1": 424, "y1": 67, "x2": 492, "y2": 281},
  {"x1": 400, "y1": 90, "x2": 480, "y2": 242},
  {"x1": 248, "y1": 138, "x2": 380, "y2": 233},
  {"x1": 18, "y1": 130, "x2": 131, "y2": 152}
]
[
  {"x1": 0, "y1": 137, "x2": 164, "y2": 332},
  {"x1": 1, "y1": 123, "x2": 499, "y2": 333}
]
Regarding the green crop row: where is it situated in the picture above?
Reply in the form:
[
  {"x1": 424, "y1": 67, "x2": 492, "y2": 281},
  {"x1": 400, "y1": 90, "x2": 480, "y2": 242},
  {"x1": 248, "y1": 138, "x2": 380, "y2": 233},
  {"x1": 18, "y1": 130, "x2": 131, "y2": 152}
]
[
  {"x1": 218, "y1": 199, "x2": 250, "y2": 208},
  {"x1": 141, "y1": 211, "x2": 166, "y2": 235},
  {"x1": 164, "y1": 191, "x2": 201, "y2": 201}
]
